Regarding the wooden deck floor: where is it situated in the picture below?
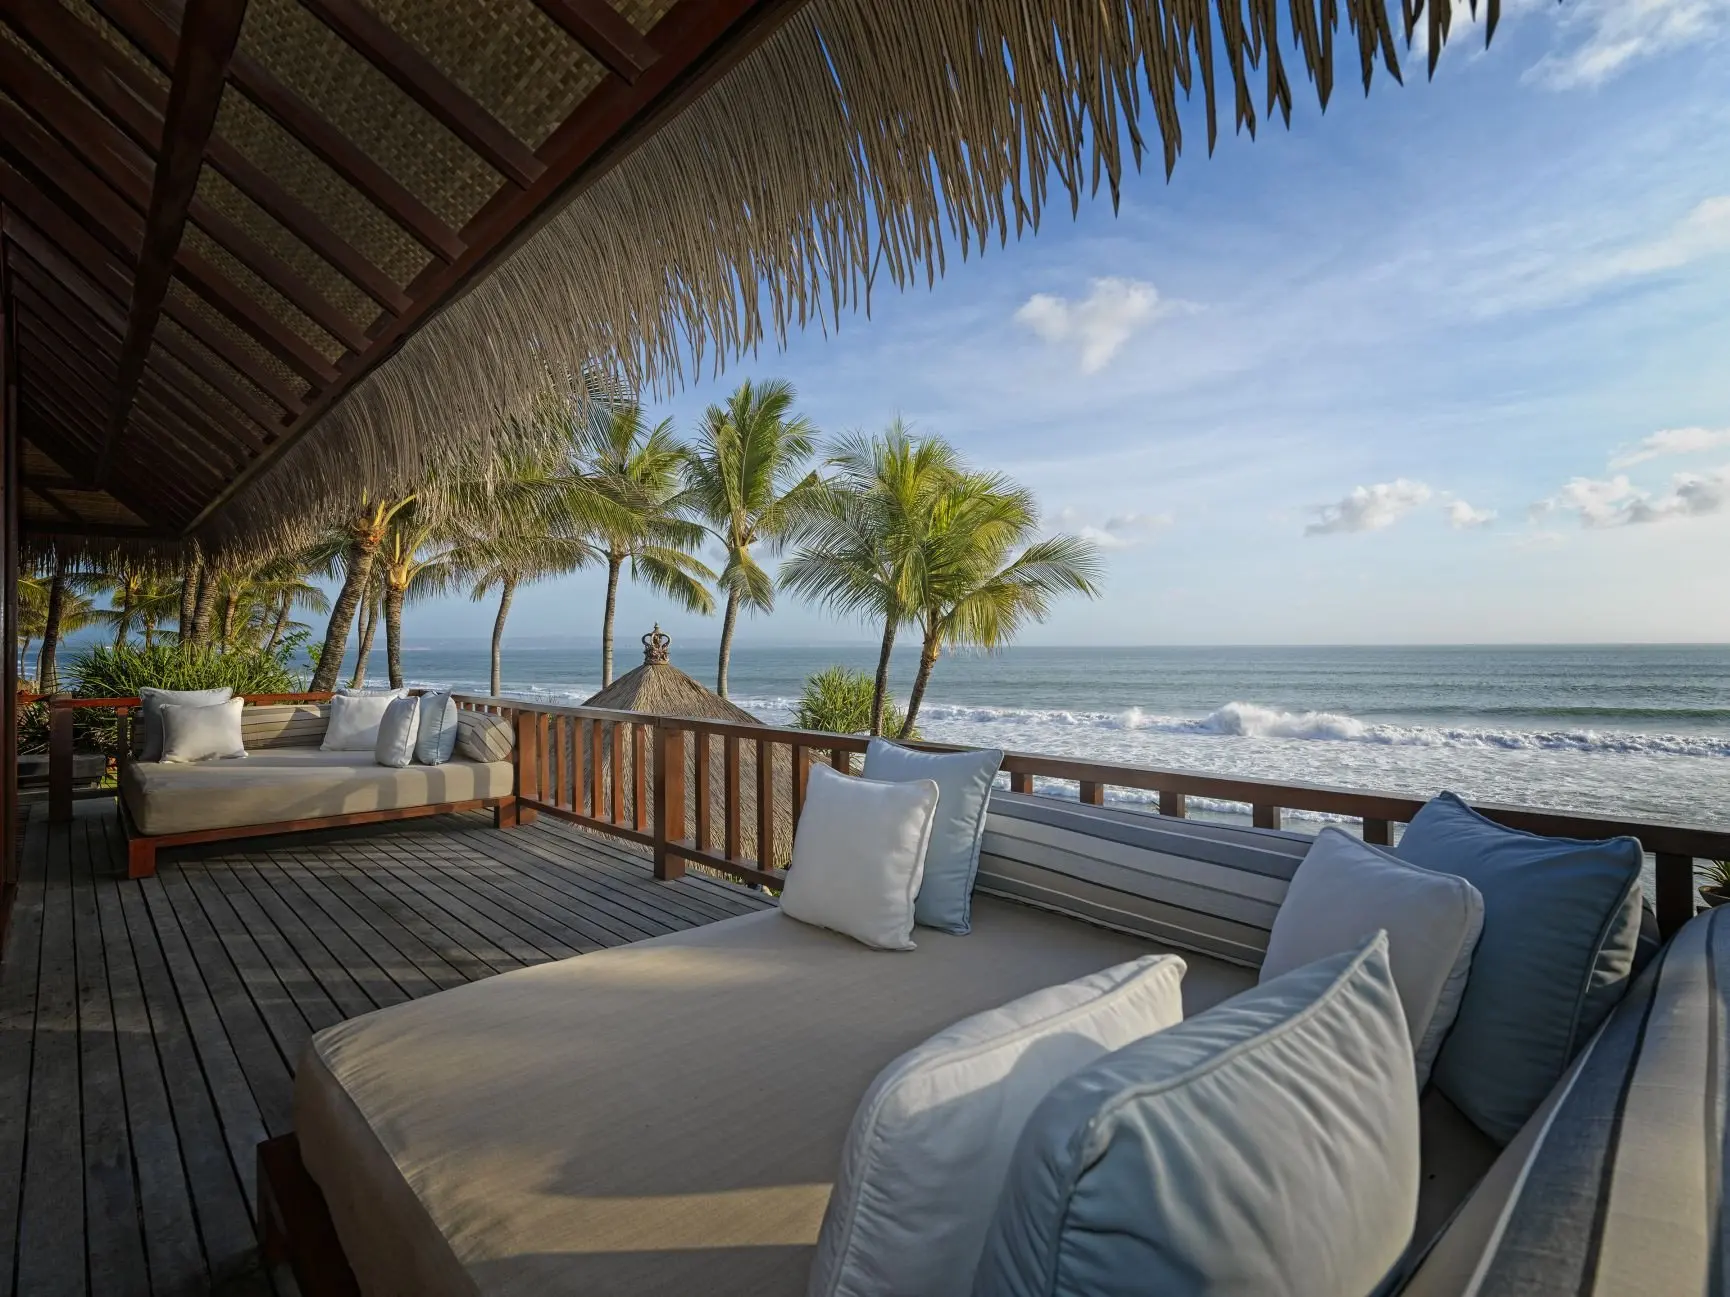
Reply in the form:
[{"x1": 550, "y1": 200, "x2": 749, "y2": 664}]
[{"x1": 0, "y1": 799, "x2": 770, "y2": 1297}]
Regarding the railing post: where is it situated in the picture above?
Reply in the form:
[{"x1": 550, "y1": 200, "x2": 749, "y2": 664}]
[
  {"x1": 1158, "y1": 790, "x2": 1186, "y2": 818},
  {"x1": 1010, "y1": 771, "x2": 1034, "y2": 795},
  {"x1": 1362, "y1": 817, "x2": 1392, "y2": 847},
  {"x1": 1252, "y1": 803, "x2": 1282, "y2": 831},
  {"x1": 653, "y1": 722, "x2": 685, "y2": 881},
  {"x1": 504, "y1": 708, "x2": 538, "y2": 829},
  {"x1": 1078, "y1": 781, "x2": 1104, "y2": 807},
  {"x1": 48, "y1": 697, "x2": 72, "y2": 823},
  {"x1": 1654, "y1": 852, "x2": 1695, "y2": 938}
]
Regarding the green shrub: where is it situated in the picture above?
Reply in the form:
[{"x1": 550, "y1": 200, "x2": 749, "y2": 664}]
[{"x1": 792, "y1": 665, "x2": 919, "y2": 740}]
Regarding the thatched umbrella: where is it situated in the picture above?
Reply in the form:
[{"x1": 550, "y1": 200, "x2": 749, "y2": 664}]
[{"x1": 576, "y1": 627, "x2": 800, "y2": 868}]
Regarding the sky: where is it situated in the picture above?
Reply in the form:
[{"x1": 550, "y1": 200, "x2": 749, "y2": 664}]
[{"x1": 407, "y1": 0, "x2": 1730, "y2": 649}]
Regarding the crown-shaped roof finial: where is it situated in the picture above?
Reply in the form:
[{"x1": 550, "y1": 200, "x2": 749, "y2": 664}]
[{"x1": 642, "y1": 624, "x2": 670, "y2": 665}]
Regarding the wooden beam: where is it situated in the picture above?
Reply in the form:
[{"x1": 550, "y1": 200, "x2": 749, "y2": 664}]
[
  {"x1": 25, "y1": 482, "x2": 87, "y2": 527},
  {"x1": 174, "y1": 248, "x2": 339, "y2": 386},
  {"x1": 530, "y1": 0, "x2": 660, "y2": 82},
  {"x1": 105, "y1": 0, "x2": 251, "y2": 482},
  {"x1": 186, "y1": 0, "x2": 806, "y2": 534},
  {"x1": 298, "y1": 0, "x2": 544, "y2": 188},
  {"x1": 91, "y1": 0, "x2": 465, "y2": 262},
  {"x1": 0, "y1": 0, "x2": 409, "y2": 316}
]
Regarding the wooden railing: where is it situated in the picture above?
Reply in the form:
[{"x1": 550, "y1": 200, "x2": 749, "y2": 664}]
[
  {"x1": 44, "y1": 692, "x2": 333, "y2": 821},
  {"x1": 466, "y1": 695, "x2": 1730, "y2": 939}
]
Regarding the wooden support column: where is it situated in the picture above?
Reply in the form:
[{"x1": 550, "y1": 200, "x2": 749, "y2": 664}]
[
  {"x1": 0, "y1": 244, "x2": 17, "y2": 944},
  {"x1": 501, "y1": 708, "x2": 537, "y2": 829},
  {"x1": 102, "y1": 0, "x2": 250, "y2": 482},
  {"x1": 652, "y1": 723, "x2": 685, "y2": 881}
]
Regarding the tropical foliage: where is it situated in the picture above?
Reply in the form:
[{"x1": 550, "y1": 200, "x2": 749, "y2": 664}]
[{"x1": 792, "y1": 665, "x2": 916, "y2": 740}]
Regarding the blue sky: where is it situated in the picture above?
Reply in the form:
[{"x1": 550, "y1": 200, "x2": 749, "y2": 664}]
[{"x1": 413, "y1": 0, "x2": 1730, "y2": 649}]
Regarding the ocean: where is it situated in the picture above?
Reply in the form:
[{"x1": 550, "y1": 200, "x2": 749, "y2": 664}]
[{"x1": 369, "y1": 640, "x2": 1730, "y2": 833}]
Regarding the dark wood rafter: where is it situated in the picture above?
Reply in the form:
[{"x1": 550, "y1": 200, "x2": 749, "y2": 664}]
[
  {"x1": 0, "y1": 0, "x2": 407, "y2": 317},
  {"x1": 531, "y1": 0, "x2": 661, "y2": 82},
  {"x1": 104, "y1": 0, "x2": 252, "y2": 483},
  {"x1": 90, "y1": 0, "x2": 466, "y2": 262},
  {"x1": 24, "y1": 481, "x2": 88, "y2": 527},
  {"x1": 16, "y1": 394, "x2": 186, "y2": 526},
  {"x1": 188, "y1": 0, "x2": 806, "y2": 532},
  {"x1": 297, "y1": 0, "x2": 544, "y2": 188}
]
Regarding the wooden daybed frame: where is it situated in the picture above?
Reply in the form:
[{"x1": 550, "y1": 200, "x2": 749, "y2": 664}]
[{"x1": 258, "y1": 1134, "x2": 362, "y2": 1297}]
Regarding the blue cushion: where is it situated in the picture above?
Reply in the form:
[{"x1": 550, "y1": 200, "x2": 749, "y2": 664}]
[
  {"x1": 862, "y1": 739, "x2": 1003, "y2": 934},
  {"x1": 414, "y1": 690, "x2": 459, "y2": 765},
  {"x1": 373, "y1": 696, "x2": 422, "y2": 768},
  {"x1": 1395, "y1": 791, "x2": 1643, "y2": 1144},
  {"x1": 973, "y1": 933, "x2": 1419, "y2": 1297}
]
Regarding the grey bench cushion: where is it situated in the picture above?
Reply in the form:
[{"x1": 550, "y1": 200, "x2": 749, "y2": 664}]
[
  {"x1": 1401, "y1": 904, "x2": 1727, "y2": 1296},
  {"x1": 977, "y1": 793, "x2": 1312, "y2": 967}
]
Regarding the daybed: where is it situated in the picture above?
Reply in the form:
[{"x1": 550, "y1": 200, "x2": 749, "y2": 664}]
[
  {"x1": 267, "y1": 794, "x2": 1718, "y2": 1296},
  {"x1": 119, "y1": 702, "x2": 519, "y2": 879}
]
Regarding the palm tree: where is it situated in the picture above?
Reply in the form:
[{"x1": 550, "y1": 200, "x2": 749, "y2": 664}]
[
  {"x1": 310, "y1": 492, "x2": 417, "y2": 693},
  {"x1": 248, "y1": 548, "x2": 335, "y2": 653},
  {"x1": 94, "y1": 564, "x2": 153, "y2": 647},
  {"x1": 378, "y1": 513, "x2": 461, "y2": 689},
  {"x1": 896, "y1": 473, "x2": 1104, "y2": 738},
  {"x1": 781, "y1": 423, "x2": 962, "y2": 735},
  {"x1": 586, "y1": 404, "x2": 715, "y2": 686},
  {"x1": 350, "y1": 571, "x2": 384, "y2": 689},
  {"x1": 31, "y1": 548, "x2": 102, "y2": 691},
  {"x1": 135, "y1": 577, "x2": 182, "y2": 649},
  {"x1": 681, "y1": 379, "x2": 821, "y2": 697}
]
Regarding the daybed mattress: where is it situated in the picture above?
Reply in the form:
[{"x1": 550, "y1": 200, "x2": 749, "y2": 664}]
[
  {"x1": 121, "y1": 748, "x2": 513, "y2": 835},
  {"x1": 296, "y1": 895, "x2": 1256, "y2": 1297}
]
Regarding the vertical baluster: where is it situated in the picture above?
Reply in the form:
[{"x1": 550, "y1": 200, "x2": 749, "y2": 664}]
[
  {"x1": 1362, "y1": 817, "x2": 1392, "y2": 846},
  {"x1": 1159, "y1": 790, "x2": 1187, "y2": 819},
  {"x1": 694, "y1": 731, "x2": 712, "y2": 853},
  {"x1": 791, "y1": 743, "x2": 810, "y2": 829},
  {"x1": 1252, "y1": 804, "x2": 1282, "y2": 830},
  {"x1": 588, "y1": 719, "x2": 603, "y2": 817},
  {"x1": 757, "y1": 738, "x2": 775, "y2": 869},
  {"x1": 49, "y1": 701, "x2": 73, "y2": 823},
  {"x1": 610, "y1": 721, "x2": 625, "y2": 823},
  {"x1": 830, "y1": 746, "x2": 850, "y2": 773},
  {"x1": 724, "y1": 733, "x2": 742, "y2": 861},
  {"x1": 1010, "y1": 770, "x2": 1034, "y2": 794},
  {"x1": 548, "y1": 714, "x2": 564, "y2": 809},
  {"x1": 1078, "y1": 781, "x2": 1105, "y2": 806},
  {"x1": 632, "y1": 723, "x2": 648, "y2": 833},
  {"x1": 1655, "y1": 852, "x2": 1695, "y2": 938},
  {"x1": 653, "y1": 724, "x2": 686, "y2": 880}
]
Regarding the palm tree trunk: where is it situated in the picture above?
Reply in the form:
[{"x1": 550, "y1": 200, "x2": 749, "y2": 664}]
[
  {"x1": 179, "y1": 558, "x2": 200, "y2": 644},
  {"x1": 384, "y1": 584, "x2": 405, "y2": 689},
  {"x1": 350, "y1": 597, "x2": 378, "y2": 689},
  {"x1": 491, "y1": 574, "x2": 516, "y2": 697},
  {"x1": 189, "y1": 569, "x2": 218, "y2": 648},
  {"x1": 716, "y1": 590, "x2": 739, "y2": 698},
  {"x1": 39, "y1": 552, "x2": 66, "y2": 692},
  {"x1": 143, "y1": 620, "x2": 155, "y2": 650},
  {"x1": 310, "y1": 534, "x2": 381, "y2": 693},
  {"x1": 899, "y1": 631, "x2": 941, "y2": 739},
  {"x1": 113, "y1": 594, "x2": 131, "y2": 649},
  {"x1": 601, "y1": 554, "x2": 622, "y2": 686},
  {"x1": 265, "y1": 592, "x2": 291, "y2": 653},
  {"x1": 19, "y1": 636, "x2": 32, "y2": 682},
  {"x1": 219, "y1": 591, "x2": 238, "y2": 651},
  {"x1": 870, "y1": 618, "x2": 897, "y2": 737}
]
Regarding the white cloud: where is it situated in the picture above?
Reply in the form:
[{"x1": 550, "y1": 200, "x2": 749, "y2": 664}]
[
  {"x1": 1539, "y1": 465, "x2": 1730, "y2": 525},
  {"x1": 1526, "y1": 0, "x2": 1730, "y2": 89},
  {"x1": 1600, "y1": 196, "x2": 1730, "y2": 276},
  {"x1": 1445, "y1": 499, "x2": 1498, "y2": 529},
  {"x1": 1051, "y1": 506, "x2": 1172, "y2": 549},
  {"x1": 1014, "y1": 278, "x2": 1176, "y2": 374},
  {"x1": 1305, "y1": 480, "x2": 1433, "y2": 537},
  {"x1": 1609, "y1": 424, "x2": 1730, "y2": 468}
]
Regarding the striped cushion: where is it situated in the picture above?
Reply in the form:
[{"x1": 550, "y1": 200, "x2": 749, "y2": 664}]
[
  {"x1": 239, "y1": 703, "x2": 330, "y2": 750},
  {"x1": 976, "y1": 794, "x2": 1310, "y2": 967},
  {"x1": 456, "y1": 710, "x2": 514, "y2": 764},
  {"x1": 1400, "y1": 905, "x2": 1727, "y2": 1296}
]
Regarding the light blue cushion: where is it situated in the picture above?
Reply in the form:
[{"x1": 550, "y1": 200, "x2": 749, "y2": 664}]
[
  {"x1": 414, "y1": 690, "x2": 459, "y2": 765},
  {"x1": 373, "y1": 696, "x2": 422, "y2": 768},
  {"x1": 139, "y1": 686, "x2": 232, "y2": 761},
  {"x1": 973, "y1": 933, "x2": 1418, "y2": 1297},
  {"x1": 1395, "y1": 791, "x2": 1643, "y2": 1144},
  {"x1": 862, "y1": 739, "x2": 1003, "y2": 934}
]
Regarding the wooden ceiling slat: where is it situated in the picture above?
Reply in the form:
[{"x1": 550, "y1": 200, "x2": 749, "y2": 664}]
[
  {"x1": 91, "y1": 0, "x2": 466, "y2": 262},
  {"x1": 175, "y1": 248, "x2": 339, "y2": 386},
  {"x1": 105, "y1": 0, "x2": 251, "y2": 483},
  {"x1": 186, "y1": 0, "x2": 794, "y2": 532},
  {"x1": 0, "y1": 0, "x2": 407, "y2": 317},
  {"x1": 7, "y1": 246, "x2": 277, "y2": 448},
  {"x1": 0, "y1": 123, "x2": 307, "y2": 416},
  {"x1": 16, "y1": 402, "x2": 100, "y2": 480},
  {"x1": 299, "y1": 0, "x2": 544, "y2": 188},
  {"x1": 0, "y1": 32, "x2": 362, "y2": 356},
  {"x1": 530, "y1": 0, "x2": 660, "y2": 83}
]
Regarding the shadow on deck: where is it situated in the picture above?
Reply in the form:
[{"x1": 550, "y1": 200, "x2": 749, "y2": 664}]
[{"x1": 0, "y1": 800, "x2": 770, "y2": 1297}]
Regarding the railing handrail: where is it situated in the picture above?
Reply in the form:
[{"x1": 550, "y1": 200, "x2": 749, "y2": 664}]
[
  {"x1": 453, "y1": 693, "x2": 1730, "y2": 862},
  {"x1": 42, "y1": 691, "x2": 333, "y2": 709}
]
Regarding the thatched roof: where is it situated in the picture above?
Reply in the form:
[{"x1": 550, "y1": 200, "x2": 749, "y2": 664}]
[
  {"x1": 583, "y1": 627, "x2": 762, "y2": 724},
  {"x1": 4, "y1": 0, "x2": 1498, "y2": 555}
]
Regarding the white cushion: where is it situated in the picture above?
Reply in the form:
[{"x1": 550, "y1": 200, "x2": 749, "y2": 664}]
[
  {"x1": 414, "y1": 690, "x2": 459, "y2": 765},
  {"x1": 779, "y1": 763, "x2": 938, "y2": 951},
  {"x1": 322, "y1": 692, "x2": 404, "y2": 752},
  {"x1": 374, "y1": 696, "x2": 423, "y2": 768},
  {"x1": 139, "y1": 686, "x2": 232, "y2": 761},
  {"x1": 810, "y1": 954, "x2": 1187, "y2": 1297},
  {"x1": 1262, "y1": 826, "x2": 1484, "y2": 1087},
  {"x1": 158, "y1": 698, "x2": 246, "y2": 763}
]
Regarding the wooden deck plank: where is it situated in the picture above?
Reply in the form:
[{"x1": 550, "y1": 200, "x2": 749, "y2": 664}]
[
  {"x1": 70, "y1": 815, "x2": 150, "y2": 1297},
  {"x1": 1, "y1": 800, "x2": 769, "y2": 1296},
  {"x1": 0, "y1": 807, "x2": 49, "y2": 1297}
]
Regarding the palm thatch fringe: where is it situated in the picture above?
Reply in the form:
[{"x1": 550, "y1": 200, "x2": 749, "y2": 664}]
[{"x1": 203, "y1": 0, "x2": 1497, "y2": 553}]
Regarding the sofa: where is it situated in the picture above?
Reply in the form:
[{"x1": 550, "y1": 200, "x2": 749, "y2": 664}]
[
  {"x1": 273, "y1": 793, "x2": 1718, "y2": 1296},
  {"x1": 119, "y1": 702, "x2": 518, "y2": 879}
]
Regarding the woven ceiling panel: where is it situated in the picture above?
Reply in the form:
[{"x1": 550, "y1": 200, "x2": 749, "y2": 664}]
[
  {"x1": 180, "y1": 224, "x2": 346, "y2": 365},
  {"x1": 159, "y1": 297, "x2": 304, "y2": 415}
]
